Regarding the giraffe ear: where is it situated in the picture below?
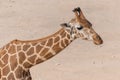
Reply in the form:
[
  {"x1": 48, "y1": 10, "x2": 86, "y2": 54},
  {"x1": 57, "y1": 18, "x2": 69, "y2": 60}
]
[
  {"x1": 73, "y1": 7, "x2": 86, "y2": 19},
  {"x1": 73, "y1": 7, "x2": 81, "y2": 13},
  {"x1": 60, "y1": 23, "x2": 70, "y2": 28}
]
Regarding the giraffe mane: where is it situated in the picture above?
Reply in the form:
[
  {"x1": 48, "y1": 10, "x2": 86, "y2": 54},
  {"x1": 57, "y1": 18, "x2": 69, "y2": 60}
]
[{"x1": 12, "y1": 28, "x2": 65, "y2": 43}]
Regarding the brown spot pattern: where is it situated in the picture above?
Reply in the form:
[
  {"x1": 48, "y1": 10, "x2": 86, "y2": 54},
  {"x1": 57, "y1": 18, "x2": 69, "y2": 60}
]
[
  {"x1": 27, "y1": 47, "x2": 34, "y2": 56},
  {"x1": 0, "y1": 61, "x2": 5, "y2": 67},
  {"x1": 41, "y1": 41, "x2": 46, "y2": 45},
  {"x1": 52, "y1": 43, "x2": 62, "y2": 53},
  {"x1": 5, "y1": 44, "x2": 10, "y2": 50},
  {"x1": 2, "y1": 54, "x2": 8, "y2": 65},
  {"x1": 28, "y1": 55, "x2": 37, "y2": 63},
  {"x1": 8, "y1": 73, "x2": 15, "y2": 80},
  {"x1": 60, "y1": 29, "x2": 64, "y2": 35},
  {"x1": 67, "y1": 34, "x2": 70, "y2": 39},
  {"x1": 44, "y1": 52, "x2": 53, "y2": 59},
  {"x1": 36, "y1": 45, "x2": 42, "y2": 53},
  {"x1": 10, "y1": 55, "x2": 18, "y2": 71},
  {"x1": 2, "y1": 65, "x2": 10, "y2": 76},
  {"x1": 15, "y1": 66, "x2": 23, "y2": 78},
  {"x1": 19, "y1": 52, "x2": 26, "y2": 64},
  {"x1": 40, "y1": 48, "x2": 49, "y2": 56},
  {"x1": 61, "y1": 40, "x2": 65, "y2": 48},
  {"x1": 36, "y1": 58, "x2": 43, "y2": 64},
  {"x1": 8, "y1": 45, "x2": 16, "y2": 54},
  {"x1": 60, "y1": 31, "x2": 66, "y2": 38},
  {"x1": 64, "y1": 39, "x2": 69, "y2": 46},
  {"x1": 46, "y1": 38, "x2": 53, "y2": 47},
  {"x1": 17, "y1": 46, "x2": 21, "y2": 51},
  {"x1": 0, "y1": 50, "x2": 6, "y2": 58},
  {"x1": 23, "y1": 45, "x2": 30, "y2": 51},
  {"x1": 0, "y1": 69, "x2": 1, "y2": 79},
  {"x1": 32, "y1": 42, "x2": 37, "y2": 46},
  {"x1": 54, "y1": 36, "x2": 60, "y2": 43},
  {"x1": 23, "y1": 62, "x2": 33, "y2": 68},
  {"x1": 2, "y1": 78, "x2": 7, "y2": 80}
]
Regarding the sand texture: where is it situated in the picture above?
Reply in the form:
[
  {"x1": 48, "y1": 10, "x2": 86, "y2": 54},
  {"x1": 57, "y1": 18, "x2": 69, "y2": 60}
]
[{"x1": 0, "y1": 0, "x2": 120, "y2": 80}]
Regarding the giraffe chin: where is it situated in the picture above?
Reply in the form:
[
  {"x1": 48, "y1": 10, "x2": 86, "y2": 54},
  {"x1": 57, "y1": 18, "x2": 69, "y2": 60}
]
[{"x1": 93, "y1": 40, "x2": 103, "y2": 45}]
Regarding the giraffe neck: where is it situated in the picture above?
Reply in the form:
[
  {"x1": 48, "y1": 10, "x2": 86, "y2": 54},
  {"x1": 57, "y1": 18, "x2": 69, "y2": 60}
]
[
  {"x1": 0, "y1": 28, "x2": 75, "y2": 72},
  {"x1": 21, "y1": 28, "x2": 74, "y2": 68},
  {"x1": 0, "y1": 28, "x2": 76, "y2": 79}
]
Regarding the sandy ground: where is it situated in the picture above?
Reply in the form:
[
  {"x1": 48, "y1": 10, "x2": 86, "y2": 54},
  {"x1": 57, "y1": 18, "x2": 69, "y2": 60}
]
[{"x1": 0, "y1": 0, "x2": 120, "y2": 80}]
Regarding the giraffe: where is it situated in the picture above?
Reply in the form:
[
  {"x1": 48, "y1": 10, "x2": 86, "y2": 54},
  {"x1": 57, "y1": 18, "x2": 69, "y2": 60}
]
[{"x1": 0, "y1": 7, "x2": 103, "y2": 80}]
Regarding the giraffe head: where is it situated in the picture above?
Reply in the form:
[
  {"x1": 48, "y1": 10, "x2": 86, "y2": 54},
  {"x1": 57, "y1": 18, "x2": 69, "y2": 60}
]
[{"x1": 61, "y1": 7, "x2": 103, "y2": 45}]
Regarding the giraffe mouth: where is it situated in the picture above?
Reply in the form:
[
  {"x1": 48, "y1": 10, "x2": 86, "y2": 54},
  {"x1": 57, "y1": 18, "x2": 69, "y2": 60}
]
[
  {"x1": 93, "y1": 38, "x2": 103, "y2": 45},
  {"x1": 93, "y1": 35, "x2": 103, "y2": 45},
  {"x1": 94, "y1": 40, "x2": 103, "y2": 45}
]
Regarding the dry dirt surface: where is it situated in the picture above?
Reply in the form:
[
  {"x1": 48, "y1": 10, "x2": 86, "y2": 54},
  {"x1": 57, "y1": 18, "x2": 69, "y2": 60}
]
[{"x1": 0, "y1": 0, "x2": 120, "y2": 80}]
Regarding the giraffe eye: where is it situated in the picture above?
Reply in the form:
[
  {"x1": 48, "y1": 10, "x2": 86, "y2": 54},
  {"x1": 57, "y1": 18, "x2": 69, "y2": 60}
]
[{"x1": 77, "y1": 26, "x2": 83, "y2": 30}]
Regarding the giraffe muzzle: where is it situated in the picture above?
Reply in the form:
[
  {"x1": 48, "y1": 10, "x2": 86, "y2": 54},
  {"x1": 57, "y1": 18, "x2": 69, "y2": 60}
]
[{"x1": 93, "y1": 35, "x2": 103, "y2": 45}]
